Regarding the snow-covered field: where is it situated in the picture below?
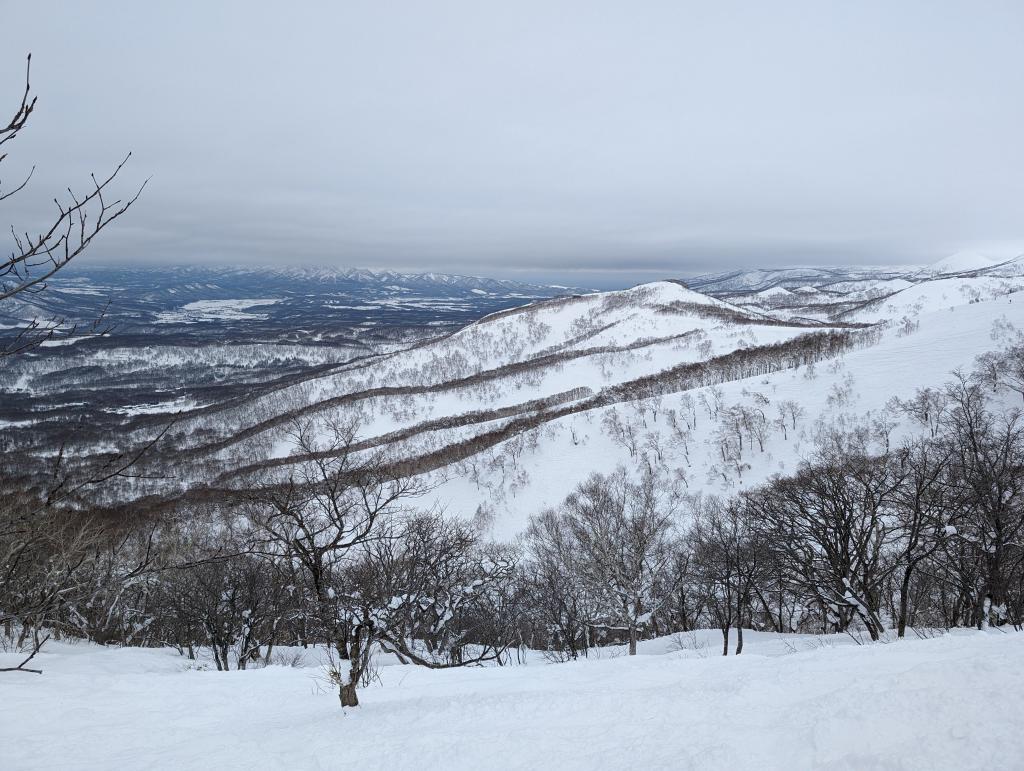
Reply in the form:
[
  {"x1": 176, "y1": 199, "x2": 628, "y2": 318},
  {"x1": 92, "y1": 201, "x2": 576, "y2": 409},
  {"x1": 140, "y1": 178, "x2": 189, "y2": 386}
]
[{"x1": 3, "y1": 630, "x2": 1020, "y2": 770}]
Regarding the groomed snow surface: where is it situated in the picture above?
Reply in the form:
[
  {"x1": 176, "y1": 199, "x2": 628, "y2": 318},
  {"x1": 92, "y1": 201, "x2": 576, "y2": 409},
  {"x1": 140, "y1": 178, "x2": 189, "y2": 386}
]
[{"x1": 3, "y1": 630, "x2": 1021, "y2": 770}]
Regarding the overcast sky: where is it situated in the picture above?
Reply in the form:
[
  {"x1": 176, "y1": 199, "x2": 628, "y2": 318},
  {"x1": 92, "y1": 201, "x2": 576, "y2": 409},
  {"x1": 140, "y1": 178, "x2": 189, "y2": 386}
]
[{"x1": 2, "y1": 1, "x2": 1023, "y2": 287}]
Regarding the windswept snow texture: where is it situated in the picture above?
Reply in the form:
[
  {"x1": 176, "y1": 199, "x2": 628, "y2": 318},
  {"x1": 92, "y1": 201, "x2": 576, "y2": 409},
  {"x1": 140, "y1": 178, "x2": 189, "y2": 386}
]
[{"x1": 2, "y1": 631, "x2": 1021, "y2": 770}]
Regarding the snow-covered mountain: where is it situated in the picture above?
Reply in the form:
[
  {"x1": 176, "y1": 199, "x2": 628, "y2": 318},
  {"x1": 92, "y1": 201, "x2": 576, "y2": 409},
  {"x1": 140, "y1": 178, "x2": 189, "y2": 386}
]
[
  {"x1": 7, "y1": 254, "x2": 1024, "y2": 539},
  {"x1": 922, "y1": 251, "x2": 998, "y2": 274},
  {"x1": 684, "y1": 265, "x2": 909, "y2": 296},
  {"x1": 686, "y1": 253, "x2": 1024, "y2": 300},
  {"x1": 5, "y1": 255, "x2": 1004, "y2": 539}
]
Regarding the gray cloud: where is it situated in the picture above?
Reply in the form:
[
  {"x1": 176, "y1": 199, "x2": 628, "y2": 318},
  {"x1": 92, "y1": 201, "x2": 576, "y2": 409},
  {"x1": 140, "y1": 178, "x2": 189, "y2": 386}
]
[{"x1": 3, "y1": 0, "x2": 1023, "y2": 288}]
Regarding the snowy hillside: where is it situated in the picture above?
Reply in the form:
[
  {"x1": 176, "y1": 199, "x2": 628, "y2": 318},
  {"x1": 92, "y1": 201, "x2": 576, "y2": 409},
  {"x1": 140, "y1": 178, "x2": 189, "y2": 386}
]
[
  {"x1": 6, "y1": 257, "x2": 1024, "y2": 530},
  {"x1": 37, "y1": 258, "x2": 1015, "y2": 542},
  {"x1": 423, "y1": 275, "x2": 1024, "y2": 536},
  {"x1": 92, "y1": 279, "x2": 852, "y2": 506},
  {"x1": 924, "y1": 251, "x2": 997, "y2": 274}
]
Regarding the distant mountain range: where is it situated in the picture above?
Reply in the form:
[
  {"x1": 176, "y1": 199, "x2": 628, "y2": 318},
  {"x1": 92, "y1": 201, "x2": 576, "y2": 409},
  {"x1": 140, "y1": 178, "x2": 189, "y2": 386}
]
[
  {"x1": 684, "y1": 254, "x2": 1024, "y2": 296},
  {"x1": 5, "y1": 256, "x2": 1022, "y2": 349},
  {"x1": 0, "y1": 265, "x2": 589, "y2": 348}
]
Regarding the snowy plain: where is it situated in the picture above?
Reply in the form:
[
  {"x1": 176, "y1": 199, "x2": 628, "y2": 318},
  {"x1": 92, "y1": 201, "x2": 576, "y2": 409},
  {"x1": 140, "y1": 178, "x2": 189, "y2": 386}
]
[{"x1": 2, "y1": 630, "x2": 1021, "y2": 770}]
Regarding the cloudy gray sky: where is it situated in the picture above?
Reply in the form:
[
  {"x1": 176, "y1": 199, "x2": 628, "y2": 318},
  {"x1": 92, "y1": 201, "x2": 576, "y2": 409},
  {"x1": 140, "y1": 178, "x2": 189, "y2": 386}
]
[{"x1": 2, "y1": 1, "x2": 1023, "y2": 287}]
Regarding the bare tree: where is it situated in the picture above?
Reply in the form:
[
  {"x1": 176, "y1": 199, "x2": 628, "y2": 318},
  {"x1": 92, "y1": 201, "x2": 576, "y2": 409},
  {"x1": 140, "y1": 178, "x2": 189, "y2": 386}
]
[
  {"x1": 361, "y1": 511, "x2": 520, "y2": 668},
  {"x1": 540, "y1": 468, "x2": 679, "y2": 655},
  {"x1": 525, "y1": 508, "x2": 601, "y2": 659},
  {"x1": 689, "y1": 495, "x2": 769, "y2": 654},
  {"x1": 1, "y1": 54, "x2": 145, "y2": 354},
  {"x1": 888, "y1": 439, "x2": 962, "y2": 637},
  {"x1": 756, "y1": 446, "x2": 903, "y2": 641},
  {"x1": 1, "y1": 54, "x2": 146, "y2": 671},
  {"x1": 942, "y1": 376, "x2": 1024, "y2": 628},
  {"x1": 248, "y1": 418, "x2": 425, "y2": 707}
]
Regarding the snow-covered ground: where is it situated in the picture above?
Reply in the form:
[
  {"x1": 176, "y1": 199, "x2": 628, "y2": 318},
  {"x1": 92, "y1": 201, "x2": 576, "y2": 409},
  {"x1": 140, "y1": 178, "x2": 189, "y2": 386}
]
[{"x1": 2, "y1": 630, "x2": 1020, "y2": 770}]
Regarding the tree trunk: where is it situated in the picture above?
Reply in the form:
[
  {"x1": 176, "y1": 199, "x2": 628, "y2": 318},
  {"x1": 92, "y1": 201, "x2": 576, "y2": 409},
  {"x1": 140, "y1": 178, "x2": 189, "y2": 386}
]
[
  {"x1": 735, "y1": 625, "x2": 743, "y2": 655},
  {"x1": 721, "y1": 624, "x2": 730, "y2": 656},
  {"x1": 628, "y1": 624, "x2": 637, "y2": 656},
  {"x1": 897, "y1": 567, "x2": 913, "y2": 639},
  {"x1": 339, "y1": 682, "x2": 359, "y2": 707}
]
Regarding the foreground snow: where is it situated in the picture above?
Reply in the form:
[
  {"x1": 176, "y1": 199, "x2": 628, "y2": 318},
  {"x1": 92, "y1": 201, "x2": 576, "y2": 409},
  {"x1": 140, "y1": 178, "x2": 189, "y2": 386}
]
[{"x1": 2, "y1": 630, "x2": 1021, "y2": 770}]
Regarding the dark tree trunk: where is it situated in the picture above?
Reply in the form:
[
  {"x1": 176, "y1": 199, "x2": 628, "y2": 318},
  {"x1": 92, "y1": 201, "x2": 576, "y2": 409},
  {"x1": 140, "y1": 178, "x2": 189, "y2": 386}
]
[
  {"x1": 897, "y1": 567, "x2": 914, "y2": 638},
  {"x1": 339, "y1": 682, "x2": 359, "y2": 707}
]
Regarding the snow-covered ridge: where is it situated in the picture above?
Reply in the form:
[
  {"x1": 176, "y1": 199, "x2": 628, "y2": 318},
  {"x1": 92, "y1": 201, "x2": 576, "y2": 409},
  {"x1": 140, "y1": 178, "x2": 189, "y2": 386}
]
[
  {"x1": 96, "y1": 278, "x2": 864, "y2": 522},
  {"x1": 11, "y1": 262, "x2": 1024, "y2": 542},
  {"x1": 924, "y1": 251, "x2": 997, "y2": 274},
  {"x1": 226, "y1": 271, "x2": 1023, "y2": 537}
]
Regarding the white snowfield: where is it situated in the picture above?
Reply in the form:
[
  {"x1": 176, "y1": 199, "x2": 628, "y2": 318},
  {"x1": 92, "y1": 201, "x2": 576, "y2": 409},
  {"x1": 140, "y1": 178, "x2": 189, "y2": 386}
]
[{"x1": 2, "y1": 630, "x2": 1021, "y2": 770}]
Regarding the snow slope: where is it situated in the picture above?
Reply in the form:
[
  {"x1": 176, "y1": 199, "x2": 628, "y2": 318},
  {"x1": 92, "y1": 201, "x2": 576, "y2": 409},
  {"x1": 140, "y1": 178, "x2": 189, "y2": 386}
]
[
  {"x1": 72, "y1": 269, "x2": 1024, "y2": 537},
  {"x1": 846, "y1": 275, "x2": 1022, "y2": 323},
  {"x1": 925, "y1": 251, "x2": 996, "y2": 274},
  {"x1": 65, "y1": 271, "x2": 1024, "y2": 536},
  {"x1": 159, "y1": 281, "x2": 806, "y2": 465},
  {"x1": 426, "y1": 284, "x2": 1024, "y2": 538},
  {"x1": 2, "y1": 631, "x2": 1021, "y2": 770}
]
